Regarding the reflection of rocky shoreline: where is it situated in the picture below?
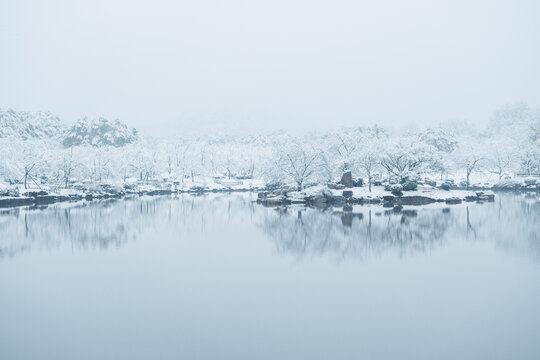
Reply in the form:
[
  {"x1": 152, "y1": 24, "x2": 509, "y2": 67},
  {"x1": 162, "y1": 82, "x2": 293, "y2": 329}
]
[
  {"x1": 1, "y1": 193, "x2": 538, "y2": 262},
  {"x1": 0, "y1": 199, "x2": 138, "y2": 258},
  {"x1": 0, "y1": 194, "x2": 254, "y2": 259},
  {"x1": 259, "y1": 193, "x2": 540, "y2": 261},
  {"x1": 260, "y1": 206, "x2": 454, "y2": 260}
]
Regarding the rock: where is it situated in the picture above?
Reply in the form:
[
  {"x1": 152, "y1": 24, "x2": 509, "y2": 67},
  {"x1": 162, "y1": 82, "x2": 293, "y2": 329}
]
[
  {"x1": 476, "y1": 191, "x2": 495, "y2": 201},
  {"x1": 123, "y1": 183, "x2": 137, "y2": 190},
  {"x1": 425, "y1": 180, "x2": 437, "y2": 187},
  {"x1": 353, "y1": 178, "x2": 363, "y2": 187},
  {"x1": 402, "y1": 181, "x2": 417, "y2": 191},
  {"x1": 342, "y1": 190, "x2": 353, "y2": 199},
  {"x1": 188, "y1": 186, "x2": 206, "y2": 193},
  {"x1": 391, "y1": 184, "x2": 403, "y2": 191},
  {"x1": 391, "y1": 189, "x2": 403, "y2": 197},
  {"x1": 340, "y1": 170, "x2": 354, "y2": 188},
  {"x1": 257, "y1": 191, "x2": 269, "y2": 200},
  {"x1": 382, "y1": 195, "x2": 394, "y2": 202},
  {"x1": 445, "y1": 197, "x2": 462, "y2": 204},
  {"x1": 22, "y1": 190, "x2": 49, "y2": 197},
  {"x1": 343, "y1": 204, "x2": 353, "y2": 212},
  {"x1": 311, "y1": 194, "x2": 327, "y2": 204},
  {"x1": 439, "y1": 184, "x2": 450, "y2": 191}
]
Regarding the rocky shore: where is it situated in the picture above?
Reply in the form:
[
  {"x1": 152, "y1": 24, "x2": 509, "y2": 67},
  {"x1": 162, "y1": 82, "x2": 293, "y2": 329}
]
[
  {"x1": 257, "y1": 185, "x2": 496, "y2": 208},
  {"x1": 0, "y1": 180, "x2": 265, "y2": 209},
  {"x1": 255, "y1": 171, "x2": 508, "y2": 208},
  {"x1": 1, "y1": 174, "x2": 538, "y2": 209}
]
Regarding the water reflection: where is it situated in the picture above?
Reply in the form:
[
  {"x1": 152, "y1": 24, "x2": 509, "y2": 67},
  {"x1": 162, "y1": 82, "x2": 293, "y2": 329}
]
[
  {"x1": 259, "y1": 206, "x2": 452, "y2": 260},
  {"x1": 259, "y1": 193, "x2": 540, "y2": 261},
  {"x1": 0, "y1": 194, "x2": 255, "y2": 259},
  {"x1": 0, "y1": 192, "x2": 538, "y2": 261}
]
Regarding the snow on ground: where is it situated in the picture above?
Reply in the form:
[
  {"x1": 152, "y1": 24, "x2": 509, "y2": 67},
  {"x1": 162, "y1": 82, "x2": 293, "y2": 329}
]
[{"x1": 176, "y1": 177, "x2": 266, "y2": 192}]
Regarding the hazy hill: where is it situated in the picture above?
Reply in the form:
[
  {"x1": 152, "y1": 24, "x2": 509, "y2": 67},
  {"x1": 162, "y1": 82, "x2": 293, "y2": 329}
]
[{"x1": 0, "y1": 108, "x2": 63, "y2": 140}]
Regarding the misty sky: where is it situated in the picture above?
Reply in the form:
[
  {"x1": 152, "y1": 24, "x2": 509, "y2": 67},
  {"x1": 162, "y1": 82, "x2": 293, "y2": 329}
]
[{"x1": 1, "y1": 0, "x2": 539, "y2": 136}]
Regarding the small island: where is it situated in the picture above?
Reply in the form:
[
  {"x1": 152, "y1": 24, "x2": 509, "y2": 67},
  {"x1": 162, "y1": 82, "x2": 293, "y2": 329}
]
[{"x1": 257, "y1": 170, "x2": 498, "y2": 208}]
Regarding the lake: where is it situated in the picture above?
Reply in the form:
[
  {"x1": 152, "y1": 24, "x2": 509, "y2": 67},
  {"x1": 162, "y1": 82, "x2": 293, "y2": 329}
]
[{"x1": 1, "y1": 193, "x2": 539, "y2": 360}]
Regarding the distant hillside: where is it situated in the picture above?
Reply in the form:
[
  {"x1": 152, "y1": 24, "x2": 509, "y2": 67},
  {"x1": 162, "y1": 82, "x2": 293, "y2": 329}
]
[
  {"x1": 63, "y1": 117, "x2": 138, "y2": 147},
  {"x1": 0, "y1": 108, "x2": 63, "y2": 140},
  {"x1": 0, "y1": 108, "x2": 138, "y2": 147}
]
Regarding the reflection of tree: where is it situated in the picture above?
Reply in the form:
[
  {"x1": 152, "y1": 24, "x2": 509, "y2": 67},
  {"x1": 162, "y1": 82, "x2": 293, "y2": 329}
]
[
  {"x1": 0, "y1": 200, "x2": 132, "y2": 258},
  {"x1": 0, "y1": 193, "x2": 254, "y2": 259},
  {"x1": 1, "y1": 193, "x2": 539, "y2": 262},
  {"x1": 260, "y1": 206, "x2": 454, "y2": 260},
  {"x1": 259, "y1": 193, "x2": 540, "y2": 262},
  {"x1": 476, "y1": 193, "x2": 540, "y2": 260},
  {"x1": 466, "y1": 207, "x2": 476, "y2": 239}
]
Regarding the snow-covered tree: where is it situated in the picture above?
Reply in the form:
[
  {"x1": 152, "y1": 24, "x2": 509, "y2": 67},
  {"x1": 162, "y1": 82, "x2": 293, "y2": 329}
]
[
  {"x1": 63, "y1": 117, "x2": 138, "y2": 147},
  {"x1": 275, "y1": 140, "x2": 320, "y2": 191},
  {"x1": 379, "y1": 138, "x2": 432, "y2": 182}
]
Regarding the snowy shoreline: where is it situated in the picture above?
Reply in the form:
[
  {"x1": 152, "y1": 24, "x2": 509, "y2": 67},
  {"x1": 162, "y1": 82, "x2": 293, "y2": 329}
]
[
  {"x1": 2, "y1": 176, "x2": 539, "y2": 210},
  {"x1": 0, "y1": 179, "x2": 265, "y2": 209},
  {"x1": 257, "y1": 184, "x2": 499, "y2": 208}
]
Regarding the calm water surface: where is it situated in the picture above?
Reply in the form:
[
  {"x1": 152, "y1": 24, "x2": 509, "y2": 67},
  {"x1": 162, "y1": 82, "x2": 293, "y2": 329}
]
[{"x1": 1, "y1": 193, "x2": 539, "y2": 360}]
